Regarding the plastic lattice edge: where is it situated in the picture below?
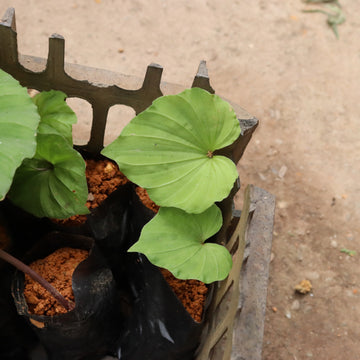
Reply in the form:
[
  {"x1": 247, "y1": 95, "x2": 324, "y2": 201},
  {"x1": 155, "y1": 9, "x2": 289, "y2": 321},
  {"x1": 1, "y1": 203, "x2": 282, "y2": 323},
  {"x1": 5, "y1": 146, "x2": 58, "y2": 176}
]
[{"x1": 195, "y1": 185, "x2": 275, "y2": 360}]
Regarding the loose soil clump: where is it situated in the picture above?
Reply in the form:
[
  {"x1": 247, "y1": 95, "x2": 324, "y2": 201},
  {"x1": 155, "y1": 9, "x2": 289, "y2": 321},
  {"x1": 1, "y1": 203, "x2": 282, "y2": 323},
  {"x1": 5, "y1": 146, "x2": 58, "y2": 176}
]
[
  {"x1": 136, "y1": 187, "x2": 159, "y2": 213},
  {"x1": 85, "y1": 159, "x2": 129, "y2": 208},
  {"x1": 24, "y1": 247, "x2": 89, "y2": 316},
  {"x1": 55, "y1": 159, "x2": 129, "y2": 226},
  {"x1": 160, "y1": 268, "x2": 208, "y2": 322}
]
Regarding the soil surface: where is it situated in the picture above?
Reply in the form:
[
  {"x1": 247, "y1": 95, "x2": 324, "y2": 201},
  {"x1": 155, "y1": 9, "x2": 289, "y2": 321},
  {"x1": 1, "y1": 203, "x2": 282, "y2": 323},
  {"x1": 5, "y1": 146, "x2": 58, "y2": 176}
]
[
  {"x1": 24, "y1": 247, "x2": 89, "y2": 316},
  {"x1": 160, "y1": 268, "x2": 208, "y2": 323},
  {"x1": 136, "y1": 187, "x2": 160, "y2": 213},
  {"x1": 54, "y1": 159, "x2": 128, "y2": 225},
  {"x1": 3, "y1": 1, "x2": 360, "y2": 358},
  {"x1": 85, "y1": 159, "x2": 129, "y2": 208},
  {"x1": 54, "y1": 159, "x2": 159, "y2": 225}
]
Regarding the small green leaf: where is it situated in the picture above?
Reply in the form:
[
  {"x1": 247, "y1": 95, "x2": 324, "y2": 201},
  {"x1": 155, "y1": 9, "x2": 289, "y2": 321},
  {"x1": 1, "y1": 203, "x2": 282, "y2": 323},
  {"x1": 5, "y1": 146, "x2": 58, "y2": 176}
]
[
  {"x1": 102, "y1": 87, "x2": 240, "y2": 214},
  {"x1": 32, "y1": 90, "x2": 77, "y2": 146},
  {"x1": 129, "y1": 205, "x2": 232, "y2": 283},
  {"x1": 0, "y1": 69, "x2": 40, "y2": 200},
  {"x1": 340, "y1": 248, "x2": 356, "y2": 256}
]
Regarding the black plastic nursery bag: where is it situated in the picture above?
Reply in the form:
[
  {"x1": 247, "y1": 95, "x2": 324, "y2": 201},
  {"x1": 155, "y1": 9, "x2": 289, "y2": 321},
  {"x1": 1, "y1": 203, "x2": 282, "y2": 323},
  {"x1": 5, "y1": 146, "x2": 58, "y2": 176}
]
[{"x1": 11, "y1": 232, "x2": 125, "y2": 360}]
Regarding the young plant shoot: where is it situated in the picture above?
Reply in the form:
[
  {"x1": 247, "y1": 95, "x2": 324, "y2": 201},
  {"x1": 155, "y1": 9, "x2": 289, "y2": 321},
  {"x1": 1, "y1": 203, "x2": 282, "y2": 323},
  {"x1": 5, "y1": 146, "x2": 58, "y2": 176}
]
[
  {"x1": 102, "y1": 87, "x2": 240, "y2": 214},
  {"x1": 0, "y1": 69, "x2": 89, "y2": 219},
  {"x1": 102, "y1": 88, "x2": 241, "y2": 283}
]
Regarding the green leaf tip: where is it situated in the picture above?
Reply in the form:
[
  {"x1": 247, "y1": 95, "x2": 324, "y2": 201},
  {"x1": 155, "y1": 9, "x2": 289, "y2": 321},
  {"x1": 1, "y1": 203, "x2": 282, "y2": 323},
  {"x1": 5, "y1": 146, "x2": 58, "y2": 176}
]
[
  {"x1": 129, "y1": 205, "x2": 233, "y2": 283},
  {"x1": 102, "y1": 87, "x2": 241, "y2": 214},
  {"x1": 32, "y1": 90, "x2": 77, "y2": 146}
]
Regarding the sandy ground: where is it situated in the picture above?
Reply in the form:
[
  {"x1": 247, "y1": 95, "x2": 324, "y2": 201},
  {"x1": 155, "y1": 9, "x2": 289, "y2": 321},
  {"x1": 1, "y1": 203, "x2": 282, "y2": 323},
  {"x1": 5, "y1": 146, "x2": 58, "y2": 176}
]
[{"x1": 1, "y1": 1, "x2": 360, "y2": 359}]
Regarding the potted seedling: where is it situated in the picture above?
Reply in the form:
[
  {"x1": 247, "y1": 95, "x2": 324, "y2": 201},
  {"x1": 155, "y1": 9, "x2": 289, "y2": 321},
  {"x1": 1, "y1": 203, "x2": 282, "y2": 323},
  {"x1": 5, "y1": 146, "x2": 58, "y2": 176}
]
[
  {"x1": 0, "y1": 68, "x2": 89, "y2": 219},
  {"x1": 85, "y1": 86, "x2": 244, "y2": 360},
  {"x1": 0, "y1": 69, "x2": 125, "y2": 359},
  {"x1": 101, "y1": 87, "x2": 240, "y2": 284}
]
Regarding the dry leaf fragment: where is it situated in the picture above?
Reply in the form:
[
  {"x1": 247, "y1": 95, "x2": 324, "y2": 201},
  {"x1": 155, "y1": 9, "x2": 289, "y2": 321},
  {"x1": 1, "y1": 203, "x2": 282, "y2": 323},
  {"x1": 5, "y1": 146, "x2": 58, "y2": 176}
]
[{"x1": 294, "y1": 279, "x2": 312, "y2": 294}]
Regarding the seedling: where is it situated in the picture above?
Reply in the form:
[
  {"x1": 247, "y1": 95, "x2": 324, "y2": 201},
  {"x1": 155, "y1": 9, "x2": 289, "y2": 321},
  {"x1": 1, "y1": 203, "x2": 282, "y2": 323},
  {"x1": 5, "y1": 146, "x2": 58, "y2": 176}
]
[
  {"x1": 0, "y1": 69, "x2": 88, "y2": 308},
  {"x1": 0, "y1": 69, "x2": 88, "y2": 219},
  {"x1": 340, "y1": 248, "x2": 356, "y2": 256},
  {"x1": 102, "y1": 88, "x2": 241, "y2": 283},
  {"x1": 303, "y1": 2, "x2": 345, "y2": 38},
  {"x1": 102, "y1": 88, "x2": 240, "y2": 214}
]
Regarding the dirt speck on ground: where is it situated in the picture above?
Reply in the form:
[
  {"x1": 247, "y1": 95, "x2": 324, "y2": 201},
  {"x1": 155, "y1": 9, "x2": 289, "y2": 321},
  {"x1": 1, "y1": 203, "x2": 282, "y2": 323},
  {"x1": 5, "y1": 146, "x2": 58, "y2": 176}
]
[{"x1": 294, "y1": 279, "x2": 312, "y2": 294}]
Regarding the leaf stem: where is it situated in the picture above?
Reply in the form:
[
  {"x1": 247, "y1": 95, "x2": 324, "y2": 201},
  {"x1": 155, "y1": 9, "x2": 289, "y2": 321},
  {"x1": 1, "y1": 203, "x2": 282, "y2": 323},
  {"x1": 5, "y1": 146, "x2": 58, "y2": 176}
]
[{"x1": 0, "y1": 248, "x2": 75, "y2": 312}]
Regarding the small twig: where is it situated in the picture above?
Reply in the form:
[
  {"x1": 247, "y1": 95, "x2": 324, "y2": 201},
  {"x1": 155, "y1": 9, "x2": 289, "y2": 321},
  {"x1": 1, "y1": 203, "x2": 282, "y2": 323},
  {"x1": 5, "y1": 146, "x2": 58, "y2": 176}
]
[
  {"x1": 0, "y1": 248, "x2": 75, "y2": 312},
  {"x1": 303, "y1": 3, "x2": 345, "y2": 38},
  {"x1": 303, "y1": 0, "x2": 341, "y2": 6}
]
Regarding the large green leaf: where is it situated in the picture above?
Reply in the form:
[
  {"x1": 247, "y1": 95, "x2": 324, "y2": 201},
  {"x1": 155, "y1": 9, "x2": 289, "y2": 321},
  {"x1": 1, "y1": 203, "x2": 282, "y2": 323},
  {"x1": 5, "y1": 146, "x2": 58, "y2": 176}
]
[
  {"x1": 8, "y1": 91, "x2": 89, "y2": 219},
  {"x1": 0, "y1": 69, "x2": 40, "y2": 200},
  {"x1": 102, "y1": 87, "x2": 240, "y2": 214},
  {"x1": 128, "y1": 205, "x2": 233, "y2": 283}
]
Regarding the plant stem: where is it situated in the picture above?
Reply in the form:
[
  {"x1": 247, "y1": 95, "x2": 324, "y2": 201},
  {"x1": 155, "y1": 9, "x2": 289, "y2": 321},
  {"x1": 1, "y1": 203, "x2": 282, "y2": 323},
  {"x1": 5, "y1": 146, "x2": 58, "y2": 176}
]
[{"x1": 0, "y1": 248, "x2": 75, "y2": 312}]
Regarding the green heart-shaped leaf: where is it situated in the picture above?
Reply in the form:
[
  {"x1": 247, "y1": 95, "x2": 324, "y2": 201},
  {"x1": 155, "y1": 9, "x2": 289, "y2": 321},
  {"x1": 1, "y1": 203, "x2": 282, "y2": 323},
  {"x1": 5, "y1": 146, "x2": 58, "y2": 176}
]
[
  {"x1": 102, "y1": 87, "x2": 240, "y2": 214},
  {"x1": 9, "y1": 133, "x2": 89, "y2": 219},
  {"x1": 128, "y1": 205, "x2": 232, "y2": 283},
  {"x1": 8, "y1": 91, "x2": 89, "y2": 219},
  {"x1": 0, "y1": 69, "x2": 40, "y2": 200},
  {"x1": 32, "y1": 90, "x2": 77, "y2": 145}
]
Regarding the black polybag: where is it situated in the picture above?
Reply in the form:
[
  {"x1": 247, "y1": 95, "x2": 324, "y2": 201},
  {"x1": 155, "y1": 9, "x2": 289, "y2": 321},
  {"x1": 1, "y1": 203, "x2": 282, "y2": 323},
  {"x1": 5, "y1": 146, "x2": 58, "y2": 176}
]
[
  {"x1": 11, "y1": 232, "x2": 126, "y2": 360},
  {"x1": 86, "y1": 183, "x2": 208, "y2": 360},
  {"x1": 86, "y1": 182, "x2": 155, "y2": 282},
  {"x1": 0, "y1": 264, "x2": 34, "y2": 360},
  {"x1": 0, "y1": 206, "x2": 35, "y2": 359},
  {"x1": 6, "y1": 182, "x2": 210, "y2": 360},
  {"x1": 116, "y1": 253, "x2": 207, "y2": 360},
  {"x1": 88, "y1": 183, "x2": 153, "y2": 248},
  {"x1": 0, "y1": 198, "x2": 52, "y2": 255}
]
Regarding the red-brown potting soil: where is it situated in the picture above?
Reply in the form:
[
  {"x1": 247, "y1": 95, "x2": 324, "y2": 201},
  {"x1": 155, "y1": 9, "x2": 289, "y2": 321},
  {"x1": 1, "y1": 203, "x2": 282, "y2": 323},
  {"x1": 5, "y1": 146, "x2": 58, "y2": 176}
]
[
  {"x1": 85, "y1": 159, "x2": 129, "y2": 208},
  {"x1": 24, "y1": 247, "x2": 89, "y2": 316},
  {"x1": 135, "y1": 187, "x2": 160, "y2": 213},
  {"x1": 54, "y1": 159, "x2": 129, "y2": 226},
  {"x1": 160, "y1": 269, "x2": 208, "y2": 323}
]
